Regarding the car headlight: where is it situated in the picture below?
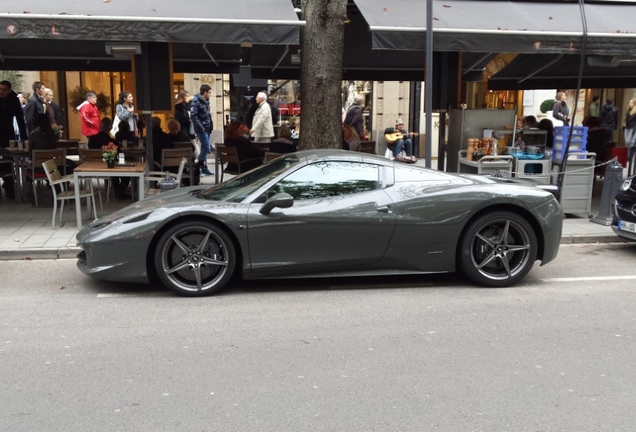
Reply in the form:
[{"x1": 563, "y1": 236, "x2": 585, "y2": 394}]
[{"x1": 621, "y1": 178, "x2": 633, "y2": 192}]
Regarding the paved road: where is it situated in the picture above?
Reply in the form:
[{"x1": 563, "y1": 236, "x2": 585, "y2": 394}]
[{"x1": 2, "y1": 243, "x2": 636, "y2": 431}]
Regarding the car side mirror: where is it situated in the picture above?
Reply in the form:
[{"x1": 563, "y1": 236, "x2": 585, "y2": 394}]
[{"x1": 260, "y1": 193, "x2": 294, "y2": 215}]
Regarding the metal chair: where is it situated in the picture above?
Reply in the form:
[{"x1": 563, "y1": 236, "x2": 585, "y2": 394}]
[
  {"x1": 26, "y1": 149, "x2": 66, "y2": 207},
  {"x1": 42, "y1": 159, "x2": 97, "y2": 229}
]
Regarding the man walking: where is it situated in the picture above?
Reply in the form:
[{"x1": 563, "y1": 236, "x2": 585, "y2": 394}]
[
  {"x1": 600, "y1": 97, "x2": 619, "y2": 141},
  {"x1": 23, "y1": 81, "x2": 46, "y2": 132},
  {"x1": 191, "y1": 84, "x2": 213, "y2": 176},
  {"x1": 250, "y1": 91, "x2": 274, "y2": 143}
]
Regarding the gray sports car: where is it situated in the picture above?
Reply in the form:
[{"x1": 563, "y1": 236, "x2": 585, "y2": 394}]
[{"x1": 76, "y1": 150, "x2": 562, "y2": 296}]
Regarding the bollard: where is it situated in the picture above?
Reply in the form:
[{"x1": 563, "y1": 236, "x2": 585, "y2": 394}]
[{"x1": 590, "y1": 159, "x2": 624, "y2": 225}]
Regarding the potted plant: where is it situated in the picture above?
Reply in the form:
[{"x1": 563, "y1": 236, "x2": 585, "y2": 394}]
[
  {"x1": 102, "y1": 142, "x2": 119, "y2": 168},
  {"x1": 540, "y1": 98, "x2": 555, "y2": 114}
]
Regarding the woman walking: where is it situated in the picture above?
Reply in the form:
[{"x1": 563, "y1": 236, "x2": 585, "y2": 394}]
[{"x1": 624, "y1": 99, "x2": 636, "y2": 166}]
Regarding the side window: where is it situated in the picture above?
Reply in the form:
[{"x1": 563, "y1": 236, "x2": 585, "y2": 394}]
[{"x1": 271, "y1": 161, "x2": 380, "y2": 200}]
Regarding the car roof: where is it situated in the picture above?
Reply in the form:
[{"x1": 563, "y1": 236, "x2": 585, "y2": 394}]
[{"x1": 293, "y1": 149, "x2": 395, "y2": 166}]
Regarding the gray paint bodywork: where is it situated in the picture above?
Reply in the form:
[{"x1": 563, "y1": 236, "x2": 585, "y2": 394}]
[{"x1": 76, "y1": 150, "x2": 562, "y2": 285}]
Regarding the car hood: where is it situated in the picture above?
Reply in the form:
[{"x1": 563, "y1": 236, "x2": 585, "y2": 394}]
[{"x1": 86, "y1": 186, "x2": 209, "y2": 227}]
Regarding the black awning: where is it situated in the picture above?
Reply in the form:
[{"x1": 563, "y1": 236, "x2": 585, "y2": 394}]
[
  {"x1": 487, "y1": 53, "x2": 636, "y2": 90},
  {"x1": 232, "y1": 66, "x2": 268, "y2": 89},
  {"x1": 249, "y1": 8, "x2": 492, "y2": 82},
  {"x1": 0, "y1": 39, "x2": 242, "y2": 73},
  {"x1": 354, "y1": 0, "x2": 636, "y2": 55},
  {"x1": 0, "y1": 0, "x2": 302, "y2": 45}
]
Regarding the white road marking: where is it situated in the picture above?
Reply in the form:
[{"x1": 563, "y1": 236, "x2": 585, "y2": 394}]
[
  {"x1": 97, "y1": 293, "x2": 164, "y2": 298},
  {"x1": 542, "y1": 275, "x2": 636, "y2": 282}
]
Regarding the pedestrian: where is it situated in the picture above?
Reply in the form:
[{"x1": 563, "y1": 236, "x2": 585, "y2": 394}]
[
  {"x1": 600, "y1": 97, "x2": 619, "y2": 142},
  {"x1": 114, "y1": 91, "x2": 138, "y2": 137},
  {"x1": 552, "y1": 91, "x2": 570, "y2": 126},
  {"x1": 77, "y1": 92, "x2": 101, "y2": 142},
  {"x1": 174, "y1": 89, "x2": 194, "y2": 139},
  {"x1": 191, "y1": 84, "x2": 214, "y2": 176},
  {"x1": 44, "y1": 88, "x2": 63, "y2": 130},
  {"x1": 624, "y1": 99, "x2": 636, "y2": 165},
  {"x1": 0, "y1": 80, "x2": 27, "y2": 148},
  {"x1": 23, "y1": 81, "x2": 46, "y2": 133},
  {"x1": 588, "y1": 95, "x2": 600, "y2": 117},
  {"x1": 343, "y1": 95, "x2": 365, "y2": 140},
  {"x1": 250, "y1": 91, "x2": 274, "y2": 143},
  {"x1": 0, "y1": 80, "x2": 28, "y2": 198}
]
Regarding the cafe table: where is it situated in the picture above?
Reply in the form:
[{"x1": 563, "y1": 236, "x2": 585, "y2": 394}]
[
  {"x1": 73, "y1": 160, "x2": 148, "y2": 228},
  {"x1": 0, "y1": 147, "x2": 29, "y2": 203}
]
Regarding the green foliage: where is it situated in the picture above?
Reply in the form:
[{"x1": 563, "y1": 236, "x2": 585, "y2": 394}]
[
  {"x1": 68, "y1": 85, "x2": 111, "y2": 114},
  {"x1": 540, "y1": 98, "x2": 555, "y2": 114},
  {"x1": 0, "y1": 71, "x2": 24, "y2": 92}
]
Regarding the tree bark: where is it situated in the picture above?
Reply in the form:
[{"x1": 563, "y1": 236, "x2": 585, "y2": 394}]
[{"x1": 299, "y1": 0, "x2": 347, "y2": 150}]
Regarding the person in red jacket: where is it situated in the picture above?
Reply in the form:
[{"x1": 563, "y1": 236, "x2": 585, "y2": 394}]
[{"x1": 77, "y1": 92, "x2": 100, "y2": 140}]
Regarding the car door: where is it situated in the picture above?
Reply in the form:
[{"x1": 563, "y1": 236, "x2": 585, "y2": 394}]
[{"x1": 246, "y1": 160, "x2": 396, "y2": 273}]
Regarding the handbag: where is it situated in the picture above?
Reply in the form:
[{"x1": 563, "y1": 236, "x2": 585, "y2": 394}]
[
  {"x1": 110, "y1": 115, "x2": 121, "y2": 136},
  {"x1": 159, "y1": 172, "x2": 177, "y2": 191}
]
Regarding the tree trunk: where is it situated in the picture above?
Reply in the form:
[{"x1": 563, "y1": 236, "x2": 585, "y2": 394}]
[{"x1": 299, "y1": 0, "x2": 347, "y2": 150}]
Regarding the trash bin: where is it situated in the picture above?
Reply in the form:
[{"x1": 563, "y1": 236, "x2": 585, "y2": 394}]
[{"x1": 553, "y1": 152, "x2": 596, "y2": 217}]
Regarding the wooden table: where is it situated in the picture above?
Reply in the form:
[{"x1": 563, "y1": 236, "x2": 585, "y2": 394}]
[
  {"x1": 0, "y1": 148, "x2": 29, "y2": 203},
  {"x1": 73, "y1": 161, "x2": 148, "y2": 228}
]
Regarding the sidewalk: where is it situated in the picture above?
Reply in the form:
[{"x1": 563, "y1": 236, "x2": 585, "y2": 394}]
[{"x1": 0, "y1": 162, "x2": 626, "y2": 261}]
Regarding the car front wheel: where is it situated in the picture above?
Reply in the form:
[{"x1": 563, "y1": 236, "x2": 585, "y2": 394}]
[
  {"x1": 459, "y1": 211, "x2": 537, "y2": 287},
  {"x1": 154, "y1": 220, "x2": 236, "y2": 296}
]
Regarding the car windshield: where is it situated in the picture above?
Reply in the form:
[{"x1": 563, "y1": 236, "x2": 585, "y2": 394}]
[{"x1": 202, "y1": 154, "x2": 300, "y2": 202}]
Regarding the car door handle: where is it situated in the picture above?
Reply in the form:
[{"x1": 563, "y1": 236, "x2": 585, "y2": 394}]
[{"x1": 377, "y1": 205, "x2": 392, "y2": 213}]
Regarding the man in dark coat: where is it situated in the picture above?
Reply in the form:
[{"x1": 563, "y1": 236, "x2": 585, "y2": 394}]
[
  {"x1": 600, "y1": 97, "x2": 619, "y2": 141},
  {"x1": 0, "y1": 80, "x2": 27, "y2": 148},
  {"x1": 23, "y1": 81, "x2": 46, "y2": 133},
  {"x1": 0, "y1": 80, "x2": 28, "y2": 198}
]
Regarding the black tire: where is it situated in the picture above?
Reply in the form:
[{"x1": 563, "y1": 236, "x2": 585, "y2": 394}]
[
  {"x1": 154, "y1": 220, "x2": 236, "y2": 296},
  {"x1": 458, "y1": 211, "x2": 537, "y2": 287}
]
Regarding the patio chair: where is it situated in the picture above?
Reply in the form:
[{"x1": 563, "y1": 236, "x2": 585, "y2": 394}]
[
  {"x1": 215, "y1": 143, "x2": 262, "y2": 183},
  {"x1": 78, "y1": 148, "x2": 108, "y2": 208},
  {"x1": 26, "y1": 149, "x2": 66, "y2": 207},
  {"x1": 144, "y1": 157, "x2": 187, "y2": 197},
  {"x1": 160, "y1": 148, "x2": 193, "y2": 185},
  {"x1": 42, "y1": 158, "x2": 97, "y2": 229},
  {"x1": 265, "y1": 152, "x2": 285, "y2": 162},
  {"x1": 359, "y1": 141, "x2": 376, "y2": 154}
]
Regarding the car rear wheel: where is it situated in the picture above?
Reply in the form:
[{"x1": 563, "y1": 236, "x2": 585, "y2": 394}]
[
  {"x1": 154, "y1": 220, "x2": 236, "y2": 296},
  {"x1": 459, "y1": 211, "x2": 537, "y2": 287}
]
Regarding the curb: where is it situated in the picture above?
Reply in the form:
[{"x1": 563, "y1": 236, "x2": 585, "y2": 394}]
[
  {"x1": 560, "y1": 234, "x2": 625, "y2": 245},
  {"x1": 0, "y1": 247, "x2": 81, "y2": 261}
]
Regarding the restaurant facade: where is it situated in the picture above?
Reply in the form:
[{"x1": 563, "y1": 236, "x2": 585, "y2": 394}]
[{"x1": 2, "y1": 0, "x2": 636, "y2": 162}]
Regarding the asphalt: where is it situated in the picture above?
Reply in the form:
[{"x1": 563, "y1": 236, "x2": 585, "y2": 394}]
[{"x1": 0, "y1": 160, "x2": 627, "y2": 261}]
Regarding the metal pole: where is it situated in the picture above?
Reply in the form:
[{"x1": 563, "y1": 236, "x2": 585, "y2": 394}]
[{"x1": 424, "y1": 0, "x2": 433, "y2": 169}]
